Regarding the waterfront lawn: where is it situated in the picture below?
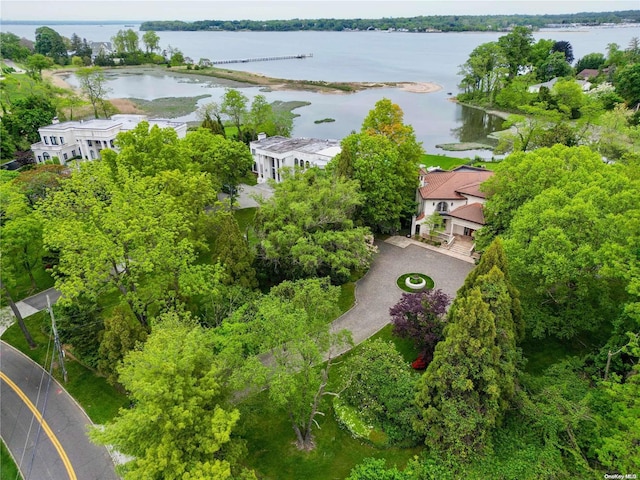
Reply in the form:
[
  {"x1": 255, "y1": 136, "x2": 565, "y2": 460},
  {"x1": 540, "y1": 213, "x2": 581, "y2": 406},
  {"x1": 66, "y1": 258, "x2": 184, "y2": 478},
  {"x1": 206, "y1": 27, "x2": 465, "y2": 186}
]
[
  {"x1": 420, "y1": 153, "x2": 468, "y2": 170},
  {"x1": 1, "y1": 440, "x2": 21, "y2": 480},
  {"x1": 1, "y1": 312, "x2": 129, "y2": 424}
]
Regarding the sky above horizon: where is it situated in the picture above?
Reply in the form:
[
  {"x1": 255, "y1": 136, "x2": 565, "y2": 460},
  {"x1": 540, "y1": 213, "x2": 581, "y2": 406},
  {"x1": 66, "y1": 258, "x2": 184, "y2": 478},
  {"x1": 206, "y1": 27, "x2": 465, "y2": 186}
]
[{"x1": 1, "y1": 0, "x2": 639, "y2": 22}]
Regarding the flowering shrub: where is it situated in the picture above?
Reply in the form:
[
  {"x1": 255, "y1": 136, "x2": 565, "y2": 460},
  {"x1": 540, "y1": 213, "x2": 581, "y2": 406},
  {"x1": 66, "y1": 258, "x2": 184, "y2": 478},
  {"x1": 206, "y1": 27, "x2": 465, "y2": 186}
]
[{"x1": 389, "y1": 289, "x2": 451, "y2": 363}]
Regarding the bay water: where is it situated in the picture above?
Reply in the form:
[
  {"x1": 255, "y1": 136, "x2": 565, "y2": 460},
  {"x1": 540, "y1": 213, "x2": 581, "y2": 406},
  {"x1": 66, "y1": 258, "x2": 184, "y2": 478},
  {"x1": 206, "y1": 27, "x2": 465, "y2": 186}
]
[{"x1": 5, "y1": 23, "x2": 639, "y2": 157}]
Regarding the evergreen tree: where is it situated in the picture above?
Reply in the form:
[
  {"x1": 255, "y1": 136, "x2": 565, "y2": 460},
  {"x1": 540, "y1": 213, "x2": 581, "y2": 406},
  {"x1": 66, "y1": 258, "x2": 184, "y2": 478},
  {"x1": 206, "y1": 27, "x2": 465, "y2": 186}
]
[
  {"x1": 415, "y1": 288, "x2": 502, "y2": 459},
  {"x1": 458, "y1": 238, "x2": 524, "y2": 341}
]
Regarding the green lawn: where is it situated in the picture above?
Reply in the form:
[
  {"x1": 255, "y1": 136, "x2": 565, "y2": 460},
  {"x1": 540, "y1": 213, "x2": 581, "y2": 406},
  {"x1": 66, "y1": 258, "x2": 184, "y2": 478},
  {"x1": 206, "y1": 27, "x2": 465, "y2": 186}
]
[
  {"x1": 1, "y1": 312, "x2": 128, "y2": 424},
  {"x1": 239, "y1": 388, "x2": 419, "y2": 480},
  {"x1": 1, "y1": 440, "x2": 21, "y2": 480},
  {"x1": 420, "y1": 153, "x2": 469, "y2": 170},
  {"x1": 233, "y1": 207, "x2": 259, "y2": 247}
]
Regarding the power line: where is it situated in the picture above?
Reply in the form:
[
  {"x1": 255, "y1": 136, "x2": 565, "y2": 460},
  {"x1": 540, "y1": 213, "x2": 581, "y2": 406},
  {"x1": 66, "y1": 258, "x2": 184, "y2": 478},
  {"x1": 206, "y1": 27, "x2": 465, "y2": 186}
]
[{"x1": 47, "y1": 295, "x2": 67, "y2": 384}]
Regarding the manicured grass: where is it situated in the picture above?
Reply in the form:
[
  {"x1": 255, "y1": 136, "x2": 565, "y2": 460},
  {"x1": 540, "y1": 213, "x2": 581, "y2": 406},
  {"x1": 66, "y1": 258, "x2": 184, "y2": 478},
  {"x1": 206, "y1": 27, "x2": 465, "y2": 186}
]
[
  {"x1": 368, "y1": 324, "x2": 421, "y2": 365},
  {"x1": 1, "y1": 440, "x2": 21, "y2": 480},
  {"x1": 396, "y1": 273, "x2": 435, "y2": 293},
  {"x1": 338, "y1": 282, "x2": 356, "y2": 314},
  {"x1": 1, "y1": 312, "x2": 129, "y2": 424},
  {"x1": 420, "y1": 153, "x2": 468, "y2": 170},
  {"x1": 233, "y1": 207, "x2": 259, "y2": 247}
]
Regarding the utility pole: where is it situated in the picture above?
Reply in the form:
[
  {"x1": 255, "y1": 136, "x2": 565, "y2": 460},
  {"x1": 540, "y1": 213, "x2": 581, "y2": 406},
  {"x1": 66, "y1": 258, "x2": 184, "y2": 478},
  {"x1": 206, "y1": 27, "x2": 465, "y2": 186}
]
[
  {"x1": 47, "y1": 295, "x2": 68, "y2": 383},
  {"x1": 0, "y1": 279, "x2": 37, "y2": 348}
]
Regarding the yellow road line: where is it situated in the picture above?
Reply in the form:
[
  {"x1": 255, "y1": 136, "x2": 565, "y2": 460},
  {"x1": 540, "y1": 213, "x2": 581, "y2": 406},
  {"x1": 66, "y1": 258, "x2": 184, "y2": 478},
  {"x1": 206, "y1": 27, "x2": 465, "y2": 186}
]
[{"x1": 0, "y1": 371, "x2": 77, "y2": 480}]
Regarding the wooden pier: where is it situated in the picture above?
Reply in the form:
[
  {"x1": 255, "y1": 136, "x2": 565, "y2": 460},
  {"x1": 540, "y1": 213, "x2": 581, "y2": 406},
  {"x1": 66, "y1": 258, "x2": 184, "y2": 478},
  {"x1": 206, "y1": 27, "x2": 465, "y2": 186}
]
[{"x1": 211, "y1": 53, "x2": 313, "y2": 65}]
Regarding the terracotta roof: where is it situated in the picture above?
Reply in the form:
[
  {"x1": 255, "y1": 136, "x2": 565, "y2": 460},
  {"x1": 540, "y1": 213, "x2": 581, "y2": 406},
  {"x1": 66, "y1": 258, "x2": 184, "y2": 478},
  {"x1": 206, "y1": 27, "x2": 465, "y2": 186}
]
[
  {"x1": 416, "y1": 212, "x2": 425, "y2": 221},
  {"x1": 447, "y1": 203, "x2": 486, "y2": 225},
  {"x1": 418, "y1": 167, "x2": 493, "y2": 200}
]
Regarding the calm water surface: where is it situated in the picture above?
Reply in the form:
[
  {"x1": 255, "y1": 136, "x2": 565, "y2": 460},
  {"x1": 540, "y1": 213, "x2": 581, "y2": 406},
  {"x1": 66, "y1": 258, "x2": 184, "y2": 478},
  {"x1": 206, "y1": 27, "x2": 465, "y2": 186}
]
[{"x1": 6, "y1": 24, "x2": 639, "y2": 157}]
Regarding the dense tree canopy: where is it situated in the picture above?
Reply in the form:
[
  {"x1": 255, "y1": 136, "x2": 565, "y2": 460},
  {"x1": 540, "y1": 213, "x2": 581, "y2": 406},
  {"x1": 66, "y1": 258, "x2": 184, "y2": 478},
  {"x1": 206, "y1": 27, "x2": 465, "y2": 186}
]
[
  {"x1": 39, "y1": 160, "x2": 219, "y2": 329},
  {"x1": 34, "y1": 26, "x2": 68, "y2": 65},
  {"x1": 254, "y1": 167, "x2": 375, "y2": 283},
  {"x1": 91, "y1": 313, "x2": 247, "y2": 480}
]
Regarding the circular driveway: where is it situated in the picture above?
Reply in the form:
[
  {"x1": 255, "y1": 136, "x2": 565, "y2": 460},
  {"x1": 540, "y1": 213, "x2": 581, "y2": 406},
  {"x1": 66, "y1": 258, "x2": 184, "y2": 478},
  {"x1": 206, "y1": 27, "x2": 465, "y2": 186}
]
[{"x1": 330, "y1": 239, "x2": 475, "y2": 352}]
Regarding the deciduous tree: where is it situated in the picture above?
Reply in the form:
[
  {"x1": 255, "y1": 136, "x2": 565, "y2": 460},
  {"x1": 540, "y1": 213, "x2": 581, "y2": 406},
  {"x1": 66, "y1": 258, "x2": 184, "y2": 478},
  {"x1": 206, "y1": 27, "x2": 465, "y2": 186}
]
[
  {"x1": 91, "y1": 312, "x2": 246, "y2": 479},
  {"x1": 249, "y1": 278, "x2": 352, "y2": 450},
  {"x1": 39, "y1": 161, "x2": 219, "y2": 330},
  {"x1": 221, "y1": 88, "x2": 249, "y2": 141},
  {"x1": 76, "y1": 67, "x2": 112, "y2": 118},
  {"x1": 254, "y1": 168, "x2": 375, "y2": 283}
]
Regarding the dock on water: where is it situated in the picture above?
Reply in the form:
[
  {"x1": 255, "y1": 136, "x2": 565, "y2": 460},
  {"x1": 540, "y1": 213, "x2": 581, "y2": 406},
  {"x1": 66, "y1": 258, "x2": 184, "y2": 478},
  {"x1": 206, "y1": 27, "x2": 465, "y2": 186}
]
[{"x1": 211, "y1": 53, "x2": 313, "y2": 65}]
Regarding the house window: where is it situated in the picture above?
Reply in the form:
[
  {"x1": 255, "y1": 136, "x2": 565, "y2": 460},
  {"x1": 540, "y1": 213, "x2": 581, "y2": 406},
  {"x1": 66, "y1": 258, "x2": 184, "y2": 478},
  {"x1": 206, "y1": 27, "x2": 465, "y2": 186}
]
[
  {"x1": 464, "y1": 227, "x2": 475, "y2": 237},
  {"x1": 43, "y1": 152, "x2": 50, "y2": 160},
  {"x1": 43, "y1": 136, "x2": 49, "y2": 145},
  {"x1": 50, "y1": 136, "x2": 58, "y2": 145},
  {"x1": 251, "y1": 149, "x2": 255, "y2": 155},
  {"x1": 90, "y1": 150, "x2": 95, "y2": 159},
  {"x1": 110, "y1": 140, "x2": 115, "y2": 148},
  {"x1": 305, "y1": 161, "x2": 310, "y2": 168},
  {"x1": 87, "y1": 140, "x2": 93, "y2": 146},
  {"x1": 436, "y1": 201, "x2": 448, "y2": 213},
  {"x1": 60, "y1": 137, "x2": 65, "y2": 144},
  {"x1": 72, "y1": 150, "x2": 77, "y2": 157},
  {"x1": 38, "y1": 156, "x2": 42, "y2": 162},
  {"x1": 63, "y1": 153, "x2": 68, "y2": 160}
]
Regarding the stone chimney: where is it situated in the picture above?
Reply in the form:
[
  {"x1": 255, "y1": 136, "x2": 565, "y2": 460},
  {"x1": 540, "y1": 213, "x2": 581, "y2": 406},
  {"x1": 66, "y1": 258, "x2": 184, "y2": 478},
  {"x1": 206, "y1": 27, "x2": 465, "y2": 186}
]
[{"x1": 257, "y1": 132, "x2": 267, "y2": 141}]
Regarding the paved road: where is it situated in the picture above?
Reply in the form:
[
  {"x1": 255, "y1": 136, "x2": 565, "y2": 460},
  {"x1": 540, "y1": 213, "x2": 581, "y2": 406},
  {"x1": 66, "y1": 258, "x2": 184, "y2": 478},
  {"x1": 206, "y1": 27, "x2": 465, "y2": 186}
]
[
  {"x1": 0, "y1": 342, "x2": 119, "y2": 480},
  {"x1": 330, "y1": 238, "x2": 474, "y2": 355}
]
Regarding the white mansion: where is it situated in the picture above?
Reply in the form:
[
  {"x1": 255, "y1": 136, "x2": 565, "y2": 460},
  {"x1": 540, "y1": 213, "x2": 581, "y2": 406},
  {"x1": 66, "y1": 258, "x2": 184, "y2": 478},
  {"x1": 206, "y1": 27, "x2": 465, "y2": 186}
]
[
  {"x1": 250, "y1": 133, "x2": 341, "y2": 183},
  {"x1": 31, "y1": 115, "x2": 187, "y2": 165}
]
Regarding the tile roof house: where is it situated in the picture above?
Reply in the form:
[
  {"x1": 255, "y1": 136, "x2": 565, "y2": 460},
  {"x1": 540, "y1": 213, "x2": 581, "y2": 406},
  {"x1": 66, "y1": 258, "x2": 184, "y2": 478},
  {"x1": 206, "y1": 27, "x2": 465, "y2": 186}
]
[
  {"x1": 411, "y1": 165, "x2": 494, "y2": 251},
  {"x1": 31, "y1": 115, "x2": 187, "y2": 165},
  {"x1": 249, "y1": 133, "x2": 341, "y2": 183}
]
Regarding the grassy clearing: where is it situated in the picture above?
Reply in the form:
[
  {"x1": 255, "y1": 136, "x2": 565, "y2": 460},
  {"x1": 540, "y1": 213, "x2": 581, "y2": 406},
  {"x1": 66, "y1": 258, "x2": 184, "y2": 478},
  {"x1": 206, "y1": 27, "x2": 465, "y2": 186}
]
[
  {"x1": 435, "y1": 142, "x2": 494, "y2": 151},
  {"x1": 1, "y1": 440, "x2": 21, "y2": 480},
  {"x1": 239, "y1": 389, "x2": 419, "y2": 480},
  {"x1": 126, "y1": 94, "x2": 211, "y2": 118},
  {"x1": 1, "y1": 312, "x2": 129, "y2": 424}
]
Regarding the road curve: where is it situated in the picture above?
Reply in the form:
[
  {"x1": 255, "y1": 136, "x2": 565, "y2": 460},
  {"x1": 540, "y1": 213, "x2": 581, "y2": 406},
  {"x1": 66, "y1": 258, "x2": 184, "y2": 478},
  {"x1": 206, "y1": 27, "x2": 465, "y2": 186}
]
[{"x1": 0, "y1": 341, "x2": 119, "y2": 480}]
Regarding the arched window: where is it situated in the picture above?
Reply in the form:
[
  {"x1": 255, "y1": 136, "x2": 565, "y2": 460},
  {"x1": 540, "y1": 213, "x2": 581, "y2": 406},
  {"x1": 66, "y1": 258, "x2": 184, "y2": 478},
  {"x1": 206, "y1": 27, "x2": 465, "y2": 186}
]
[
  {"x1": 436, "y1": 201, "x2": 448, "y2": 213},
  {"x1": 305, "y1": 160, "x2": 310, "y2": 169},
  {"x1": 42, "y1": 152, "x2": 50, "y2": 161}
]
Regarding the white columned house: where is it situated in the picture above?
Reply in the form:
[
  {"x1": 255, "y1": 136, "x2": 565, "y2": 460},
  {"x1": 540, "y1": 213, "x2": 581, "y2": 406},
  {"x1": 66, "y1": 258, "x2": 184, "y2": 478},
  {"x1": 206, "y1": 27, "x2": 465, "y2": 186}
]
[
  {"x1": 249, "y1": 133, "x2": 341, "y2": 183},
  {"x1": 31, "y1": 115, "x2": 187, "y2": 165},
  {"x1": 412, "y1": 166, "x2": 494, "y2": 251}
]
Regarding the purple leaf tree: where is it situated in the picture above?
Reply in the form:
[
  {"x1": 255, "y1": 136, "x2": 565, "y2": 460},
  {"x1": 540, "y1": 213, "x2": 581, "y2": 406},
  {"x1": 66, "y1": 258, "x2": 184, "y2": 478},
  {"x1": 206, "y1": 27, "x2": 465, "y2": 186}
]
[{"x1": 389, "y1": 289, "x2": 451, "y2": 364}]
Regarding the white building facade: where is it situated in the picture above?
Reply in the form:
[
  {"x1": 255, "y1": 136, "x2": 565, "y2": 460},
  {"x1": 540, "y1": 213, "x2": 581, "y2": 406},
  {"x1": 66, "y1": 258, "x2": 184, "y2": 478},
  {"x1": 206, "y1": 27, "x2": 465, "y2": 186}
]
[
  {"x1": 31, "y1": 115, "x2": 187, "y2": 165},
  {"x1": 249, "y1": 134, "x2": 341, "y2": 183}
]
